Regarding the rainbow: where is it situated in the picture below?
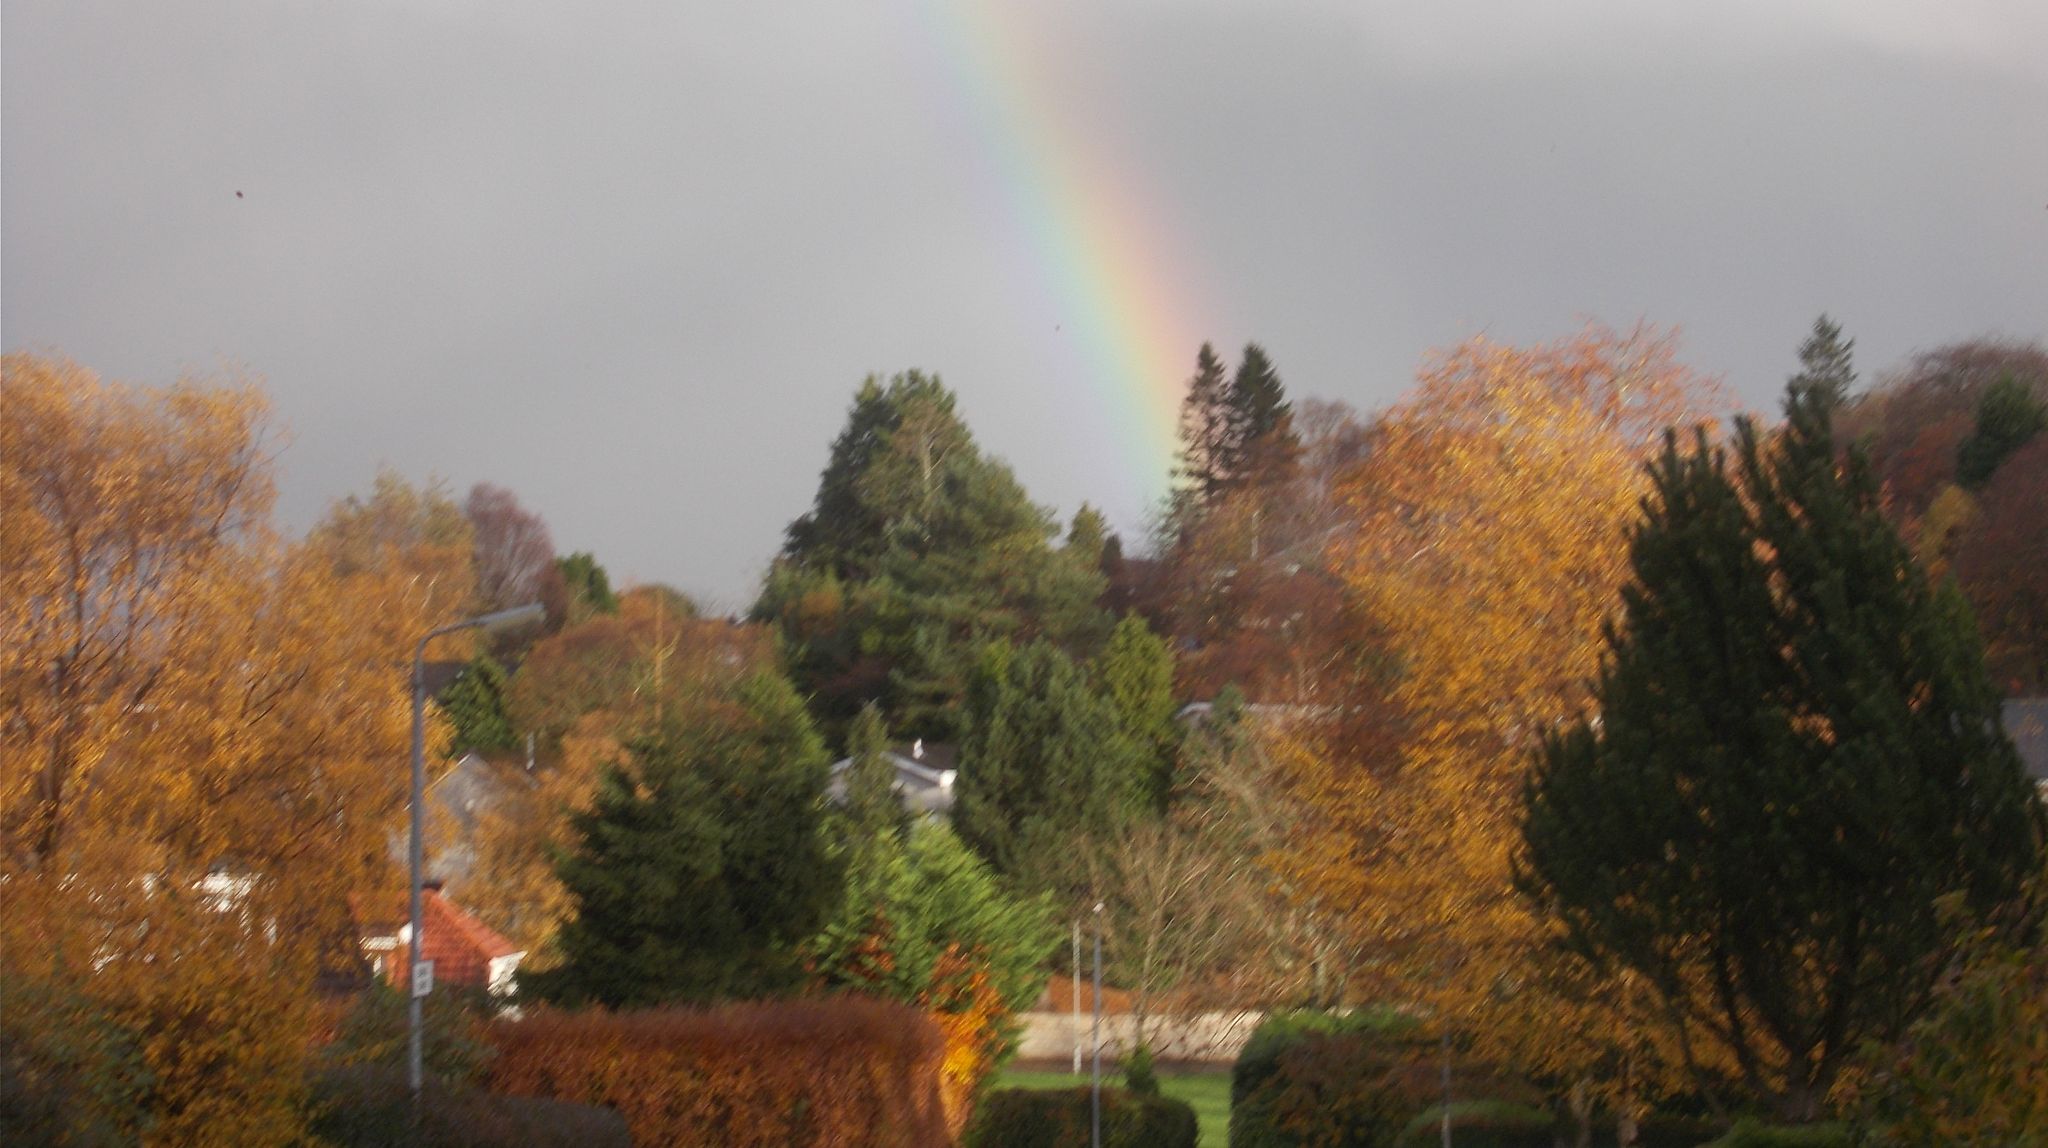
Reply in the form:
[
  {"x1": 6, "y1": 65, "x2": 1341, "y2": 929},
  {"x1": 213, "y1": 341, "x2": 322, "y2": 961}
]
[{"x1": 914, "y1": 1, "x2": 1210, "y2": 506}]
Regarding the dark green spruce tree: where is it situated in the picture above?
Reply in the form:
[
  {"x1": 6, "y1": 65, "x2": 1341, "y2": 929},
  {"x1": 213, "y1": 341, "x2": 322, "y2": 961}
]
[
  {"x1": 1519, "y1": 327, "x2": 2045, "y2": 1123},
  {"x1": 1955, "y1": 374, "x2": 2048, "y2": 489},
  {"x1": 953, "y1": 640, "x2": 1150, "y2": 900},
  {"x1": 527, "y1": 672, "x2": 842, "y2": 1008},
  {"x1": 841, "y1": 701, "x2": 908, "y2": 844},
  {"x1": 1223, "y1": 341, "x2": 1299, "y2": 485},
  {"x1": 439, "y1": 655, "x2": 517, "y2": 754},
  {"x1": 1173, "y1": 343, "x2": 1234, "y2": 505},
  {"x1": 1091, "y1": 614, "x2": 1181, "y2": 810},
  {"x1": 1787, "y1": 314, "x2": 1856, "y2": 409},
  {"x1": 755, "y1": 371, "x2": 1110, "y2": 740}
]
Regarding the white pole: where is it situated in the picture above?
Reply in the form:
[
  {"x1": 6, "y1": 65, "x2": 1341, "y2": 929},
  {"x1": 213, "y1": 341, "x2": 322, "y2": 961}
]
[
  {"x1": 1092, "y1": 901, "x2": 1104, "y2": 1148},
  {"x1": 1072, "y1": 918, "x2": 1082, "y2": 1075}
]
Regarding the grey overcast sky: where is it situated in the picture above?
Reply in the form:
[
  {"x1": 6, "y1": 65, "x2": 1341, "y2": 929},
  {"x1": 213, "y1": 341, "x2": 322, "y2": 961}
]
[{"x1": 6, "y1": 1, "x2": 2046, "y2": 610}]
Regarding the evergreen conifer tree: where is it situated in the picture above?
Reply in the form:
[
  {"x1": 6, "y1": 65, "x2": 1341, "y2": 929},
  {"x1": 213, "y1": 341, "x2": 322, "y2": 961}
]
[
  {"x1": 1788, "y1": 314, "x2": 1856, "y2": 409},
  {"x1": 1519, "y1": 329, "x2": 2045, "y2": 1122},
  {"x1": 1174, "y1": 343, "x2": 1234, "y2": 504},
  {"x1": 1955, "y1": 374, "x2": 2048, "y2": 489},
  {"x1": 440, "y1": 655, "x2": 517, "y2": 753},
  {"x1": 953, "y1": 640, "x2": 1149, "y2": 897},
  {"x1": 1092, "y1": 615, "x2": 1181, "y2": 809},
  {"x1": 755, "y1": 372, "x2": 1110, "y2": 739},
  {"x1": 843, "y1": 701, "x2": 908, "y2": 843},
  {"x1": 1224, "y1": 341, "x2": 1296, "y2": 480},
  {"x1": 528, "y1": 673, "x2": 842, "y2": 1008}
]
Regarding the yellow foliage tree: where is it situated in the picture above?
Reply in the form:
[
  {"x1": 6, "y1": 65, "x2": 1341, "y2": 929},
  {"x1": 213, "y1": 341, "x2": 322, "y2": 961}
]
[
  {"x1": 1287, "y1": 328, "x2": 1727, "y2": 1114},
  {"x1": 0, "y1": 354, "x2": 463, "y2": 1145}
]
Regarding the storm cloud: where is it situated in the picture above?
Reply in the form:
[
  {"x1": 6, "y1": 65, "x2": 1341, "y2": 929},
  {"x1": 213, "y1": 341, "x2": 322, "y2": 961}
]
[{"x1": 6, "y1": 1, "x2": 2044, "y2": 607}]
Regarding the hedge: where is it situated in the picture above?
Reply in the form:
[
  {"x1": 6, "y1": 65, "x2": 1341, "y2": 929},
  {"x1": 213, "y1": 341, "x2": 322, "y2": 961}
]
[
  {"x1": 486, "y1": 996, "x2": 953, "y2": 1147},
  {"x1": 1230, "y1": 1009, "x2": 1423, "y2": 1113},
  {"x1": 1230, "y1": 1009, "x2": 1427, "y2": 1148},
  {"x1": 1699, "y1": 1119, "x2": 1853, "y2": 1148},
  {"x1": 307, "y1": 1065, "x2": 630, "y2": 1148},
  {"x1": 1394, "y1": 1099, "x2": 1553, "y2": 1148},
  {"x1": 965, "y1": 1086, "x2": 1198, "y2": 1148}
]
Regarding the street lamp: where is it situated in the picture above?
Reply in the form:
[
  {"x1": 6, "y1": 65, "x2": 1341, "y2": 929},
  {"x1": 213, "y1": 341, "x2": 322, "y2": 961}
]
[{"x1": 408, "y1": 603, "x2": 544, "y2": 1105}]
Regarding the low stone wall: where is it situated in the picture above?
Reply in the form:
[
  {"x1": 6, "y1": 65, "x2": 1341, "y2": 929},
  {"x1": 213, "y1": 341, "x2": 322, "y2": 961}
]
[{"x1": 1016, "y1": 1009, "x2": 1263, "y2": 1065}]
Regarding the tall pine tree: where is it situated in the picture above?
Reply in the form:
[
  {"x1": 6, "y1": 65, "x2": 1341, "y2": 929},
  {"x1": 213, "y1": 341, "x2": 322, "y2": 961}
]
[
  {"x1": 1223, "y1": 341, "x2": 1298, "y2": 485},
  {"x1": 756, "y1": 372, "x2": 1110, "y2": 739},
  {"x1": 1519, "y1": 328, "x2": 2045, "y2": 1122},
  {"x1": 1174, "y1": 343, "x2": 1234, "y2": 505},
  {"x1": 1788, "y1": 314, "x2": 1856, "y2": 409}
]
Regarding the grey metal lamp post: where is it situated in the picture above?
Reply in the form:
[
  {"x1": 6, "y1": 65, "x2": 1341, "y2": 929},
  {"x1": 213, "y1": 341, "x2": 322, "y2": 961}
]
[{"x1": 408, "y1": 603, "x2": 544, "y2": 1106}]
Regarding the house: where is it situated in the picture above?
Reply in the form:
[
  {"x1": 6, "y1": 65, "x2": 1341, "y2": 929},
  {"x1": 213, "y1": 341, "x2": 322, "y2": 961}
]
[
  {"x1": 383, "y1": 749, "x2": 533, "y2": 895},
  {"x1": 2004, "y1": 698, "x2": 2048, "y2": 801},
  {"x1": 359, "y1": 882, "x2": 525, "y2": 997},
  {"x1": 826, "y1": 739, "x2": 958, "y2": 818}
]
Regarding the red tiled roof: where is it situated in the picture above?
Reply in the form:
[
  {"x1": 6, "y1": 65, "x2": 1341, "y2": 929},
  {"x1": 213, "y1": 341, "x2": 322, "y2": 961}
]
[{"x1": 367, "y1": 888, "x2": 523, "y2": 990}]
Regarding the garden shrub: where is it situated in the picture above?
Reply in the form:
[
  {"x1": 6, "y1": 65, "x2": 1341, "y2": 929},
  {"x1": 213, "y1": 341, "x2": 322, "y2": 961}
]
[
  {"x1": 322, "y1": 983, "x2": 496, "y2": 1085},
  {"x1": 1229, "y1": 1009, "x2": 1426, "y2": 1148},
  {"x1": 1122, "y1": 1042, "x2": 1159, "y2": 1096},
  {"x1": 1699, "y1": 1118, "x2": 1852, "y2": 1148},
  {"x1": 1631, "y1": 1112, "x2": 1725, "y2": 1147},
  {"x1": 1230, "y1": 1009, "x2": 1422, "y2": 1112},
  {"x1": 308, "y1": 1065, "x2": 629, "y2": 1148},
  {"x1": 486, "y1": 996, "x2": 953, "y2": 1147},
  {"x1": 1394, "y1": 1099, "x2": 1553, "y2": 1147},
  {"x1": 965, "y1": 1086, "x2": 1198, "y2": 1148}
]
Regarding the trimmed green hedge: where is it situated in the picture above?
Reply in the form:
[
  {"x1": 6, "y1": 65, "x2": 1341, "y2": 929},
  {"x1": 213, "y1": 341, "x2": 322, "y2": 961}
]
[
  {"x1": 1699, "y1": 1119, "x2": 1853, "y2": 1148},
  {"x1": 1395, "y1": 1099, "x2": 1553, "y2": 1147},
  {"x1": 966, "y1": 1086, "x2": 1198, "y2": 1148},
  {"x1": 1229, "y1": 1009, "x2": 1427, "y2": 1148},
  {"x1": 308, "y1": 1065, "x2": 630, "y2": 1148}
]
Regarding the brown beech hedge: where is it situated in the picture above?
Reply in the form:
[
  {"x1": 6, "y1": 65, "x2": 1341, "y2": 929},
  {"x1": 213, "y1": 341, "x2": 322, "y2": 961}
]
[{"x1": 487, "y1": 996, "x2": 954, "y2": 1147}]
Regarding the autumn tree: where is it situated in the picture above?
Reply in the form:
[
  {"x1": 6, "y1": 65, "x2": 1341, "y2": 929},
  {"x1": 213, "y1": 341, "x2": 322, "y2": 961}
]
[
  {"x1": 1278, "y1": 328, "x2": 1724, "y2": 1092},
  {"x1": 308, "y1": 467, "x2": 477, "y2": 629},
  {"x1": 526, "y1": 672, "x2": 841, "y2": 1008},
  {"x1": 1159, "y1": 398, "x2": 1376, "y2": 701},
  {"x1": 1, "y1": 355, "x2": 449, "y2": 1145},
  {"x1": 1834, "y1": 337, "x2": 2048, "y2": 520},
  {"x1": 1953, "y1": 436, "x2": 2048, "y2": 692},
  {"x1": 1518, "y1": 359, "x2": 2045, "y2": 1122},
  {"x1": 464, "y1": 482, "x2": 556, "y2": 614}
]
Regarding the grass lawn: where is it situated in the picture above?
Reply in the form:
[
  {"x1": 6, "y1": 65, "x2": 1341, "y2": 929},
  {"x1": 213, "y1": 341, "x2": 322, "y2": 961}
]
[{"x1": 995, "y1": 1067, "x2": 1231, "y2": 1147}]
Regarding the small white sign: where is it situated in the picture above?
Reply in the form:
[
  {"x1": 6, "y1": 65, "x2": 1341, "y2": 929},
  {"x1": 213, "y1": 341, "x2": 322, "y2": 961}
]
[{"x1": 412, "y1": 960, "x2": 434, "y2": 998}]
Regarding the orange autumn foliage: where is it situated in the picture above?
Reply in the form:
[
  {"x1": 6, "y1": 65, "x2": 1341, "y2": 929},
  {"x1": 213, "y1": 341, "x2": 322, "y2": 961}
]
[
  {"x1": 1, "y1": 354, "x2": 459, "y2": 1145},
  {"x1": 1277, "y1": 328, "x2": 1727, "y2": 1089},
  {"x1": 485, "y1": 997, "x2": 954, "y2": 1148}
]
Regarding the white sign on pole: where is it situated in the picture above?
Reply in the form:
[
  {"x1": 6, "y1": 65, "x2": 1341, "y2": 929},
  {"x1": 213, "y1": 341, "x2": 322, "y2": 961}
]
[{"x1": 412, "y1": 960, "x2": 435, "y2": 998}]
